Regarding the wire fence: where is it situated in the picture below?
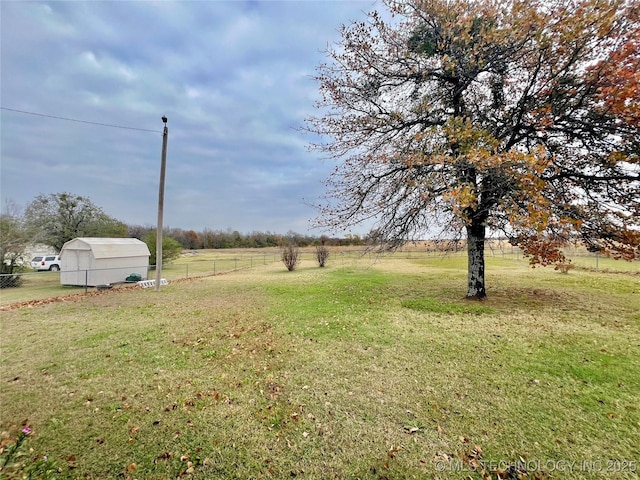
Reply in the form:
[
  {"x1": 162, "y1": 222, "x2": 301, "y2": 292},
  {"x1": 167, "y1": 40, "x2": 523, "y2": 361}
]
[
  {"x1": 0, "y1": 253, "x2": 282, "y2": 306},
  {"x1": 373, "y1": 245, "x2": 638, "y2": 274},
  {"x1": 173, "y1": 253, "x2": 281, "y2": 278}
]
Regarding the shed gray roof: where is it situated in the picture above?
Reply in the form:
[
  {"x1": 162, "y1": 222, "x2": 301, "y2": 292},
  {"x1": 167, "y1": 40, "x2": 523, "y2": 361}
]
[{"x1": 61, "y1": 237, "x2": 150, "y2": 259}]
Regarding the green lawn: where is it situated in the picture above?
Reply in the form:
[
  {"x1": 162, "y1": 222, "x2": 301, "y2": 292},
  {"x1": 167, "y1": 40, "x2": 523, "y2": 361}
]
[{"x1": 1, "y1": 254, "x2": 638, "y2": 479}]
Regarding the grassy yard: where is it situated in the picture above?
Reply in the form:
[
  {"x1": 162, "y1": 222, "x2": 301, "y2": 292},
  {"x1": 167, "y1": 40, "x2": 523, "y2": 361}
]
[
  {"x1": 0, "y1": 253, "x2": 638, "y2": 479},
  {"x1": 0, "y1": 250, "x2": 283, "y2": 306}
]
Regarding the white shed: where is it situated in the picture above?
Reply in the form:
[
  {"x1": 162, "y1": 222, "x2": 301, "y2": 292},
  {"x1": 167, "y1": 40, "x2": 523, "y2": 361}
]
[{"x1": 60, "y1": 237, "x2": 150, "y2": 286}]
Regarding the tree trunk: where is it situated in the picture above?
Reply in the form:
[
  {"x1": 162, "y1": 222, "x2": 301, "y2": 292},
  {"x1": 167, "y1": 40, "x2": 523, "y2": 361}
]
[{"x1": 466, "y1": 221, "x2": 487, "y2": 300}]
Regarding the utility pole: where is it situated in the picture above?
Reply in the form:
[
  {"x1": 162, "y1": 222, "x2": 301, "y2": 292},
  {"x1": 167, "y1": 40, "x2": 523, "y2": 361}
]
[{"x1": 155, "y1": 116, "x2": 168, "y2": 291}]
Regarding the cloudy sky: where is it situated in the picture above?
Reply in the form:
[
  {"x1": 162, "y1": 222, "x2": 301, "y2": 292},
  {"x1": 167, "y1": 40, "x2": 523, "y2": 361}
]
[{"x1": 1, "y1": 0, "x2": 381, "y2": 235}]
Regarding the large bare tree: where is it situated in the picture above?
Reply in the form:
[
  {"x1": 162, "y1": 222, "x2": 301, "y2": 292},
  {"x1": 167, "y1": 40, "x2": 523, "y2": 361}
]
[{"x1": 306, "y1": 0, "x2": 639, "y2": 298}]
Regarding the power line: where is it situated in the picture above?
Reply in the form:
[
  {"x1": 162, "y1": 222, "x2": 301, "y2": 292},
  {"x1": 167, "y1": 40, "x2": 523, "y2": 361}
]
[{"x1": 0, "y1": 106, "x2": 162, "y2": 133}]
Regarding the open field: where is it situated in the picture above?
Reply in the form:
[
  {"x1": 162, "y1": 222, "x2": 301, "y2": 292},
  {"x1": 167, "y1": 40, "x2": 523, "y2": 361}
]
[
  {"x1": 1, "y1": 253, "x2": 639, "y2": 479},
  {"x1": 1, "y1": 247, "x2": 636, "y2": 307}
]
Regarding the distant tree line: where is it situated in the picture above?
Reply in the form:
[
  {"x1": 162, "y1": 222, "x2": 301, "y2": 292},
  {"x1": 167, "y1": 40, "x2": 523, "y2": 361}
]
[{"x1": 126, "y1": 226, "x2": 367, "y2": 250}]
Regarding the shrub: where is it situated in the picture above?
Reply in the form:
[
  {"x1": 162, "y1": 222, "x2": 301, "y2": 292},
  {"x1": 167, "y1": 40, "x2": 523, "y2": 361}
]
[
  {"x1": 144, "y1": 232, "x2": 183, "y2": 266},
  {"x1": 281, "y1": 244, "x2": 299, "y2": 271},
  {"x1": 315, "y1": 245, "x2": 329, "y2": 267},
  {"x1": 555, "y1": 261, "x2": 574, "y2": 274}
]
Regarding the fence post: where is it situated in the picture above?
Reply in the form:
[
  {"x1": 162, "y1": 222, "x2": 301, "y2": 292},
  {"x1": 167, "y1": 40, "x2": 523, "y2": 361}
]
[
  {"x1": 213, "y1": 260, "x2": 216, "y2": 276},
  {"x1": 186, "y1": 264, "x2": 189, "y2": 279},
  {"x1": 85, "y1": 270, "x2": 88, "y2": 293}
]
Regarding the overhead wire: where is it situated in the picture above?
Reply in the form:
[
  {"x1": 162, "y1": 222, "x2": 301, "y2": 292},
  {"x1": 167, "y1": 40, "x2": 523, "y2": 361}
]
[{"x1": 0, "y1": 107, "x2": 162, "y2": 133}]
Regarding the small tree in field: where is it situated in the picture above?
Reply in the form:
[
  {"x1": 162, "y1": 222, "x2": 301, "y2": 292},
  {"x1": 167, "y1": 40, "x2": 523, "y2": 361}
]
[
  {"x1": 144, "y1": 231, "x2": 183, "y2": 266},
  {"x1": 281, "y1": 244, "x2": 300, "y2": 271},
  {"x1": 307, "y1": 0, "x2": 640, "y2": 299},
  {"x1": 315, "y1": 244, "x2": 330, "y2": 267}
]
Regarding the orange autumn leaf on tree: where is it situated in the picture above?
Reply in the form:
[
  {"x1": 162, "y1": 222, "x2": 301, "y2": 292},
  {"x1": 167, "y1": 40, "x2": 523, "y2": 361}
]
[{"x1": 591, "y1": 4, "x2": 640, "y2": 128}]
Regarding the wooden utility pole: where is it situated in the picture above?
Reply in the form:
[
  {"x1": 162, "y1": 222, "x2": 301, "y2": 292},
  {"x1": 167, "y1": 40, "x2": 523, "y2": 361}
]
[{"x1": 155, "y1": 116, "x2": 168, "y2": 291}]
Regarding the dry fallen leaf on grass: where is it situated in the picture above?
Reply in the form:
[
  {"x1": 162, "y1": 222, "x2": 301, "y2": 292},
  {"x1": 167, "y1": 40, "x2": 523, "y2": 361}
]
[{"x1": 154, "y1": 451, "x2": 173, "y2": 463}]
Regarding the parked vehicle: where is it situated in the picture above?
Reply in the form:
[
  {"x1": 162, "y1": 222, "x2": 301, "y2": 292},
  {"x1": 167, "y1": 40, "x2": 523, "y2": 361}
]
[{"x1": 31, "y1": 255, "x2": 61, "y2": 271}]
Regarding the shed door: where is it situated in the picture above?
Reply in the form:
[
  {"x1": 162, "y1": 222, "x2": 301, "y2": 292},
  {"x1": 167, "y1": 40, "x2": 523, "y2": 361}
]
[{"x1": 75, "y1": 250, "x2": 92, "y2": 286}]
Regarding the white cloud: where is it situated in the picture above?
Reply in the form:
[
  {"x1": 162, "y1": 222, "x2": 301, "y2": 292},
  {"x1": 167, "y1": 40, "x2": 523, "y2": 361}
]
[
  {"x1": 81, "y1": 51, "x2": 101, "y2": 69},
  {"x1": 1, "y1": 0, "x2": 378, "y2": 234}
]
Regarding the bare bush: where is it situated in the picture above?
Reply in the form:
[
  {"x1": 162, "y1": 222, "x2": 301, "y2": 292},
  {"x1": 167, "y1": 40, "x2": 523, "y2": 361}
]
[
  {"x1": 315, "y1": 245, "x2": 329, "y2": 267},
  {"x1": 281, "y1": 244, "x2": 300, "y2": 271},
  {"x1": 555, "y1": 261, "x2": 574, "y2": 274}
]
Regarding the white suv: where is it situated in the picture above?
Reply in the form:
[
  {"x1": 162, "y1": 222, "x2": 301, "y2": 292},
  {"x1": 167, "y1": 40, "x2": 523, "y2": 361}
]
[{"x1": 31, "y1": 255, "x2": 61, "y2": 271}]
